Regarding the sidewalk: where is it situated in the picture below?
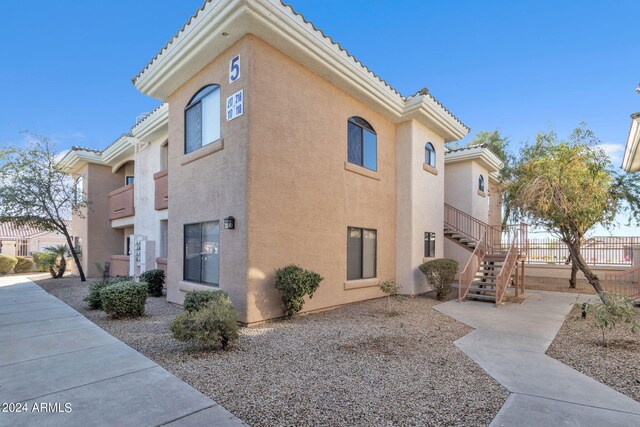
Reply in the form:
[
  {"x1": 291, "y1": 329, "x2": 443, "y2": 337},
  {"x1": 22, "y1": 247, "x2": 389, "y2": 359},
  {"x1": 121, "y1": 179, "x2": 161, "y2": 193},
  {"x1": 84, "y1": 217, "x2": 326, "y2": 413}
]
[
  {"x1": 0, "y1": 275, "x2": 247, "y2": 427},
  {"x1": 436, "y1": 290, "x2": 640, "y2": 427}
]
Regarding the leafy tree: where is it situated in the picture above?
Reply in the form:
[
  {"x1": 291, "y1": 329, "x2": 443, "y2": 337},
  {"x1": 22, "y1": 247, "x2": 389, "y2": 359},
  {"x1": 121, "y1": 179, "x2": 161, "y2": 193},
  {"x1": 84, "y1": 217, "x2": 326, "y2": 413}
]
[
  {"x1": 0, "y1": 133, "x2": 88, "y2": 281},
  {"x1": 504, "y1": 124, "x2": 640, "y2": 299},
  {"x1": 468, "y1": 129, "x2": 510, "y2": 163}
]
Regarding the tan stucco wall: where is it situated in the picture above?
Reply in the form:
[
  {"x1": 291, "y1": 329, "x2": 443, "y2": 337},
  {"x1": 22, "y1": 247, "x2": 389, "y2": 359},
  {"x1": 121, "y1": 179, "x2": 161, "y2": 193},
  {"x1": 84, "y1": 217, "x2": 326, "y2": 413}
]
[
  {"x1": 165, "y1": 36, "x2": 250, "y2": 321},
  {"x1": 396, "y1": 120, "x2": 446, "y2": 294},
  {"x1": 488, "y1": 178, "x2": 502, "y2": 228},
  {"x1": 444, "y1": 159, "x2": 492, "y2": 273},
  {"x1": 72, "y1": 163, "x2": 125, "y2": 277},
  {"x1": 244, "y1": 37, "x2": 397, "y2": 323}
]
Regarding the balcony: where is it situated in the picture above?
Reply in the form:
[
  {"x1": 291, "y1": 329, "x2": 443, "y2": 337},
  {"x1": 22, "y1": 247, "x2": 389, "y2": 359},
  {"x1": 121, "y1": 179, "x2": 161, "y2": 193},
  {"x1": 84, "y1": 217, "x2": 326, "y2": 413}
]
[
  {"x1": 109, "y1": 255, "x2": 130, "y2": 277},
  {"x1": 108, "y1": 184, "x2": 135, "y2": 220},
  {"x1": 154, "y1": 171, "x2": 168, "y2": 210}
]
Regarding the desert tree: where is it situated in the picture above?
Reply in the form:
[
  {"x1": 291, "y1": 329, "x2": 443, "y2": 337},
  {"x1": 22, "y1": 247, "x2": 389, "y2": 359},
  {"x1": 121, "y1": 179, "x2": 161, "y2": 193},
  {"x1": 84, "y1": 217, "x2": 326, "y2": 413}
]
[
  {"x1": 504, "y1": 124, "x2": 640, "y2": 298},
  {"x1": 0, "y1": 132, "x2": 88, "y2": 281}
]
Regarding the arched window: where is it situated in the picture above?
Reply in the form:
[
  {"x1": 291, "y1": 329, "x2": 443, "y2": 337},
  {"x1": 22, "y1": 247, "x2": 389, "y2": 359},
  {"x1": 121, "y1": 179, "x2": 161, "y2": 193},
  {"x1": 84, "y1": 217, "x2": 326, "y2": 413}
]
[
  {"x1": 478, "y1": 174, "x2": 485, "y2": 192},
  {"x1": 425, "y1": 142, "x2": 436, "y2": 168},
  {"x1": 347, "y1": 116, "x2": 377, "y2": 171},
  {"x1": 185, "y1": 85, "x2": 221, "y2": 154}
]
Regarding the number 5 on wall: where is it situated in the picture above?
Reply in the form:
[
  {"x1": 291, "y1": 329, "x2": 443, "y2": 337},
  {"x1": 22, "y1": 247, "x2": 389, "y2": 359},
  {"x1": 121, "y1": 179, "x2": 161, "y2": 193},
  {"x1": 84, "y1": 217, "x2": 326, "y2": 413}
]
[{"x1": 229, "y1": 55, "x2": 240, "y2": 83}]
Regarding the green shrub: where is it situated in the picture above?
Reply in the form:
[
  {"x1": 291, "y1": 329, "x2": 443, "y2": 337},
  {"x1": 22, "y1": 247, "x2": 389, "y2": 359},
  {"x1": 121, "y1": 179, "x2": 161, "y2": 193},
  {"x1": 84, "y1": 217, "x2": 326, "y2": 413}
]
[
  {"x1": 379, "y1": 280, "x2": 400, "y2": 314},
  {"x1": 99, "y1": 281, "x2": 147, "y2": 318},
  {"x1": 13, "y1": 256, "x2": 34, "y2": 274},
  {"x1": 274, "y1": 264, "x2": 323, "y2": 317},
  {"x1": 183, "y1": 290, "x2": 232, "y2": 313},
  {"x1": 84, "y1": 276, "x2": 133, "y2": 310},
  {"x1": 170, "y1": 299, "x2": 239, "y2": 350},
  {"x1": 419, "y1": 259, "x2": 459, "y2": 300},
  {"x1": 0, "y1": 254, "x2": 18, "y2": 276},
  {"x1": 579, "y1": 295, "x2": 639, "y2": 346},
  {"x1": 32, "y1": 252, "x2": 56, "y2": 272},
  {"x1": 139, "y1": 269, "x2": 165, "y2": 297}
]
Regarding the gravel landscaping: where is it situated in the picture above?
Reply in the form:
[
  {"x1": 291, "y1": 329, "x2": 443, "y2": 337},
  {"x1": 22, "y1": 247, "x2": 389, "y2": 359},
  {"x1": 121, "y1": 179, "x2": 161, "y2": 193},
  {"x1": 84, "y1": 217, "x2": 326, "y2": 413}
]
[
  {"x1": 36, "y1": 275, "x2": 507, "y2": 426},
  {"x1": 547, "y1": 305, "x2": 640, "y2": 403}
]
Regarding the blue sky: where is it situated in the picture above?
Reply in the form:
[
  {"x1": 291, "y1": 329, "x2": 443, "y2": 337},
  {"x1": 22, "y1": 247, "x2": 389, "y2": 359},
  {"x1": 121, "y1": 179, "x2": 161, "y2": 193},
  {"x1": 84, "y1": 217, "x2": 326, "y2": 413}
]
[{"x1": 1, "y1": 0, "x2": 639, "y2": 233}]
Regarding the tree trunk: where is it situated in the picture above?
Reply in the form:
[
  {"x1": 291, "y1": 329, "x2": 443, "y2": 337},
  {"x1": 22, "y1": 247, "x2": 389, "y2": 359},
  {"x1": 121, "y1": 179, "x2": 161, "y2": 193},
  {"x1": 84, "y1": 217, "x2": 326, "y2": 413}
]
[
  {"x1": 57, "y1": 256, "x2": 66, "y2": 278},
  {"x1": 565, "y1": 241, "x2": 607, "y2": 302},
  {"x1": 569, "y1": 257, "x2": 578, "y2": 289},
  {"x1": 62, "y1": 230, "x2": 86, "y2": 282}
]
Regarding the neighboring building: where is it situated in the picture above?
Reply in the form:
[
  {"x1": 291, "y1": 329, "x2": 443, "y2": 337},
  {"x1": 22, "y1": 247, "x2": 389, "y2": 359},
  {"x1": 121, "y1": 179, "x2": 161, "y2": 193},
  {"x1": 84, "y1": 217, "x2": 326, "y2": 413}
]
[
  {"x1": 0, "y1": 222, "x2": 69, "y2": 257},
  {"x1": 61, "y1": 0, "x2": 504, "y2": 323}
]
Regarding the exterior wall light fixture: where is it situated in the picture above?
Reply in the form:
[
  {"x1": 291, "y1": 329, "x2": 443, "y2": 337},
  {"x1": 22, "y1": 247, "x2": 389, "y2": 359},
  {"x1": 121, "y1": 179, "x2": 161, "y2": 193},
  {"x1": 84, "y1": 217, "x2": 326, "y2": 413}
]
[{"x1": 224, "y1": 216, "x2": 235, "y2": 229}]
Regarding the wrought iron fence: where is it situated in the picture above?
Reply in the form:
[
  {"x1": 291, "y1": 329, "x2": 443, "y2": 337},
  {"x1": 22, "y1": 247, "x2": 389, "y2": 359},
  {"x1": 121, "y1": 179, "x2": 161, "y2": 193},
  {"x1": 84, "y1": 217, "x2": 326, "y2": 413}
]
[{"x1": 526, "y1": 237, "x2": 639, "y2": 266}]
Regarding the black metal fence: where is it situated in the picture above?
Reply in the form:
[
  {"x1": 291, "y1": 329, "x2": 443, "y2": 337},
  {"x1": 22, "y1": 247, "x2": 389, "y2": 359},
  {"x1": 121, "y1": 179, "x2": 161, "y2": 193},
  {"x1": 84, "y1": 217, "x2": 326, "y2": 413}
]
[{"x1": 526, "y1": 237, "x2": 639, "y2": 266}]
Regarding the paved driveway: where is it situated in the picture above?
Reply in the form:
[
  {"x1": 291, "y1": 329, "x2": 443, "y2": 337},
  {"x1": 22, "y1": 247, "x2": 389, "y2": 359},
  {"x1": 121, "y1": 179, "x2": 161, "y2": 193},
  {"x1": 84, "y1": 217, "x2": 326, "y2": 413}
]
[
  {"x1": 436, "y1": 290, "x2": 640, "y2": 427},
  {"x1": 0, "y1": 275, "x2": 247, "y2": 427}
]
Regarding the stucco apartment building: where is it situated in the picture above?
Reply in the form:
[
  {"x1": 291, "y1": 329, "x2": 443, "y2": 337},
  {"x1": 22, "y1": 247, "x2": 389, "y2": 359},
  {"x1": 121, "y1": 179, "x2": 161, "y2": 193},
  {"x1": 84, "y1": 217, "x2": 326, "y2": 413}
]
[{"x1": 60, "y1": 0, "x2": 502, "y2": 324}]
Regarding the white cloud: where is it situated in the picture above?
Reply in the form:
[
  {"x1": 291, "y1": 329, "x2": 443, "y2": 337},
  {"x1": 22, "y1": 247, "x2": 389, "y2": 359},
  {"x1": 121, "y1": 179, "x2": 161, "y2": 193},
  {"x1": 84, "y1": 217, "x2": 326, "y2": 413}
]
[{"x1": 597, "y1": 142, "x2": 625, "y2": 166}]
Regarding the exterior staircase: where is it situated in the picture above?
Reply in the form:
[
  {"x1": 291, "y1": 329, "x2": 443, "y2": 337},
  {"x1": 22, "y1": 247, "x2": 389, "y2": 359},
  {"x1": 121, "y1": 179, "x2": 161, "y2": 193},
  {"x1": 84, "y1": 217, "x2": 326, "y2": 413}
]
[{"x1": 444, "y1": 203, "x2": 528, "y2": 305}]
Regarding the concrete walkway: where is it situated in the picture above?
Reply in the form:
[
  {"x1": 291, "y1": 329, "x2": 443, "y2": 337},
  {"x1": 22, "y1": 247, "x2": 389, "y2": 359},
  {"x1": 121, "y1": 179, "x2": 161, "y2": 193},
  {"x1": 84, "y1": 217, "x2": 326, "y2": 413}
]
[
  {"x1": 436, "y1": 290, "x2": 640, "y2": 427},
  {"x1": 0, "y1": 275, "x2": 247, "y2": 427}
]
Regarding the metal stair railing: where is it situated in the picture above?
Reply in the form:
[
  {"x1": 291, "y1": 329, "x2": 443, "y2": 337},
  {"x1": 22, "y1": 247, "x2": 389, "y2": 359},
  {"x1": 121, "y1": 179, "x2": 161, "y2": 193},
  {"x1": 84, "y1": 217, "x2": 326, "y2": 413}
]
[{"x1": 458, "y1": 231, "x2": 487, "y2": 302}]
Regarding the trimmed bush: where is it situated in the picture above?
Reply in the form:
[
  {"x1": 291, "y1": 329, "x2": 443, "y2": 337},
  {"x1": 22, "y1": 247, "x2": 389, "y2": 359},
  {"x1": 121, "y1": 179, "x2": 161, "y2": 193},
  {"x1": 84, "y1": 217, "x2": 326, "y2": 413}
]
[
  {"x1": 84, "y1": 276, "x2": 132, "y2": 310},
  {"x1": 139, "y1": 269, "x2": 165, "y2": 297},
  {"x1": 419, "y1": 259, "x2": 459, "y2": 300},
  {"x1": 274, "y1": 264, "x2": 323, "y2": 317},
  {"x1": 171, "y1": 299, "x2": 239, "y2": 350},
  {"x1": 0, "y1": 254, "x2": 18, "y2": 276},
  {"x1": 99, "y1": 281, "x2": 148, "y2": 318},
  {"x1": 183, "y1": 289, "x2": 232, "y2": 313},
  {"x1": 32, "y1": 251, "x2": 56, "y2": 272},
  {"x1": 13, "y1": 256, "x2": 34, "y2": 274}
]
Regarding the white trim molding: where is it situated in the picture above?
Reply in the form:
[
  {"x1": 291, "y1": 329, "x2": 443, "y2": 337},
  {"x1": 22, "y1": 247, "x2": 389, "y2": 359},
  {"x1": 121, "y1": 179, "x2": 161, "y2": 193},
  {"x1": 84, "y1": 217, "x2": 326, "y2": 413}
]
[{"x1": 622, "y1": 113, "x2": 640, "y2": 172}]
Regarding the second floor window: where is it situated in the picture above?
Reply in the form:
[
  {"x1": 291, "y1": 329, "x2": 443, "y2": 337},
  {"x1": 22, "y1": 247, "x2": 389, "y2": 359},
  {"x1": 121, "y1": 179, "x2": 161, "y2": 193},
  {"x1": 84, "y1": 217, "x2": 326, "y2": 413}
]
[
  {"x1": 347, "y1": 116, "x2": 377, "y2": 171},
  {"x1": 125, "y1": 176, "x2": 134, "y2": 186},
  {"x1": 185, "y1": 85, "x2": 221, "y2": 154},
  {"x1": 425, "y1": 143, "x2": 436, "y2": 168},
  {"x1": 479, "y1": 175, "x2": 485, "y2": 192}
]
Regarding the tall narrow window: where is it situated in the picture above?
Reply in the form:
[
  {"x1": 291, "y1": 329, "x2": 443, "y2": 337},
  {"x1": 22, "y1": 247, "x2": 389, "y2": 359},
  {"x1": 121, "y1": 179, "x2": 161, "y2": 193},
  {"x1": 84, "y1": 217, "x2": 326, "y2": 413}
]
[
  {"x1": 347, "y1": 117, "x2": 377, "y2": 171},
  {"x1": 347, "y1": 227, "x2": 377, "y2": 280},
  {"x1": 159, "y1": 220, "x2": 168, "y2": 258},
  {"x1": 424, "y1": 232, "x2": 435, "y2": 258},
  {"x1": 479, "y1": 175, "x2": 485, "y2": 192},
  {"x1": 425, "y1": 143, "x2": 436, "y2": 167},
  {"x1": 184, "y1": 221, "x2": 220, "y2": 285},
  {"x1": 185, "y1": 85, "x2": 221, "y2": 154},
  {"x1": 160, "y1": 141, "x2": 169, "y2": 171}
]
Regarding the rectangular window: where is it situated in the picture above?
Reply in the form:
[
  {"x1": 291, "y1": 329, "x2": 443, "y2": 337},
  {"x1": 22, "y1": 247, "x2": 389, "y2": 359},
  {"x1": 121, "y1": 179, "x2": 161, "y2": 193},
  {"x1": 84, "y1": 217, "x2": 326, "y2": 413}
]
[
  {"x1": 125, "y1": 176, "x2": 134, "y2": 186},
  {"x1": 347, "y1": 227, "x2": 377, "y2": 280},
  {"x1": 424, "y1": 232, "x2": 435, "y2": 258},
  {"x1": 126, "y1": 236, "x2": 131, "y2": 256},
  {"x1": 159, "y1": 220, "x2": 168, "y2": 258},
  {"x1": 184, "y1": 221, "x2": 220, "y2": 285},
  {"x1": 362, "y1": 130, "x2": 377, "y2": 171},
  {"x1": 347, "y1": 122, "x2": 363, "y2": 166}
]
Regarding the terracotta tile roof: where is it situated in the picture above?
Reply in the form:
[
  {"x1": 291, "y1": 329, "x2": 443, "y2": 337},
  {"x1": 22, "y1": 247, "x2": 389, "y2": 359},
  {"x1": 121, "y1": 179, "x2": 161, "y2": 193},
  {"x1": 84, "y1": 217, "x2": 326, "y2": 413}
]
[
  {"x1": 0, "y1": 221, "x2": 69, "y2": 239},
  {"x1": 131, "y1": 0, "x2": 468, "y2": 131},
  {"x1": 445, "y1": 143, "x2": 487, "y2": 154},
  {"x1": 69, "y1": 132, "x2": 133, "y2": 155}
]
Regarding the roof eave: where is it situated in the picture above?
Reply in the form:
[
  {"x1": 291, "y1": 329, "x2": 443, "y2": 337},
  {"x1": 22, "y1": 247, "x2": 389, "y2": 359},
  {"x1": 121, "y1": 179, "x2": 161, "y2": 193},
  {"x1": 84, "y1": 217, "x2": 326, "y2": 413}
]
[
  {"x1": 622, "y1": 114, "x2": 640, "y2": 172},
  {"x1": 131, "y1": 103, "x2": 169, "y2": 143},
  {"x1": 131, "y1": 0, "x2": 467, "y2": 134},
  {"x1": 444, "y1": 146, "x2": 503, "y2": 173}
]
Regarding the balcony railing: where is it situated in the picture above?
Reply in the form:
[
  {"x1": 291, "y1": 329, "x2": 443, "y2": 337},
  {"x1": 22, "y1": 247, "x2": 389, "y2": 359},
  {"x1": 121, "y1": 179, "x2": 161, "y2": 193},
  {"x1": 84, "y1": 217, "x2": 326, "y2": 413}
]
[
  {"x1": 108, "y1": 184, "x2": 135, "y2": 220},
  {"x1": 154, "y1": 171, "x2": 168, "y2": 210},
  {"x1": 109, "y1": 255, "x2": 130, "y2": 277}
]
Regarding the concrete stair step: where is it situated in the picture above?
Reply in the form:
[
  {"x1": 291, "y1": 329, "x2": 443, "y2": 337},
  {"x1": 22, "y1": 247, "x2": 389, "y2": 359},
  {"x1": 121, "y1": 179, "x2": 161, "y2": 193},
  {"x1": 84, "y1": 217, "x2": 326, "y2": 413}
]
[{"x1": 465, "y1": 293, "x2": 496, "y2": 302}]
